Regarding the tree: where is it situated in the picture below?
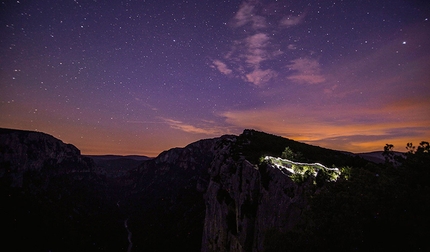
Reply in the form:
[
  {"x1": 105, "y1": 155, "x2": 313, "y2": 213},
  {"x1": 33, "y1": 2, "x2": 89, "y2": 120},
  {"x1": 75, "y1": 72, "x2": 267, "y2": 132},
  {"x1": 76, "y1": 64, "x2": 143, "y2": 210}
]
[
  {"x1": 281, "y1": 147, "x2": 295, "y2": 160},
  {"x1": 416, "y1": 141, "x2": 429, "y2": 153},
  {"x1": 382, "y1": 143, "x2": 395, "y2": 165},
  {"x1": 281, "y1": 147, "x2": 303, "y2": 161},
  {"x1": 406, "y1": 142, "x2": 415, "y2": 154}
]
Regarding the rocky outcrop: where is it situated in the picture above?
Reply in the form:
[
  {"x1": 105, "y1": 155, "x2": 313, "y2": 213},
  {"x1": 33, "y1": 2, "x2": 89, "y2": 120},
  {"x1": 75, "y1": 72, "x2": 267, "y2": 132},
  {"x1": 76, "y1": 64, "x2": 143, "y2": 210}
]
[
  {"x1": 201, "y1": 134, "x2": 309, "y2": 252},
  {"x1": 129, "y1": 130, "x2": 314, "y2": 252},
  {"x1": 0, "y1": 128, "x2": 93, "y2": 187}
]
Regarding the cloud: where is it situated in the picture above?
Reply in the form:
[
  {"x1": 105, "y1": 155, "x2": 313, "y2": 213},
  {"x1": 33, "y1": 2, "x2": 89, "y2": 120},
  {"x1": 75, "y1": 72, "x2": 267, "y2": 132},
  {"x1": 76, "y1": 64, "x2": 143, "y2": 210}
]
[
  {"x1": 279, "y1": 15, "x2": 305, "y2": 28},
  {"x1": 212, "y1": 60, "x2": 232, "y2": 75},
  {"x1": 308, "y1": 126, "x2": 430, "y2": 153},
  {"x1": 287, "y1": 74, "x2": 326, "y2": 85},
  {"x1": 286, "y1": 58, "x2": 325, "y2": 84},
  {"x1": 213, "y1": 1, "x2": 319, "y2": 87},
  {"x1": 234, "y1": 32, "x2": 283, "y2": 85},
  {"x1": 233, "y1": 1, "x2": 267, "y2": 29},
  {"x1": 244, "y1": 33, "x2": 271, "y2": 66},
  {"x1": 251, "y1": 15, "x2": 267, "y2": 30},
  {"x1": 245, "y1": 69, "x2": 277, "y2": 86},
  {"x1": 214, "y1": 31, "x2": 280, "y2": 86},
  {"x1": 287, "y1": 44, "x2": 297, "y2": 50},
  {"x1": 162, "y1": 118, "x2": 229, "y2": 135},
  {"x1": 323, "y1": 84, "x2": 338, "y2": 94},
  {"x1": 246, "y1": 33, "x2": 269, "y2": 49},
  {"x1": 233, "y1": 2, "x2": 255, "y2": 27}
]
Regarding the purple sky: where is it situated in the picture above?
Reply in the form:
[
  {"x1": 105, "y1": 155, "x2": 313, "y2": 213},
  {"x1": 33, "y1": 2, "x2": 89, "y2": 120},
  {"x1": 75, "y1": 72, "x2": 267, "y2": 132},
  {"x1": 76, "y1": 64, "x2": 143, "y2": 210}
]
[{"x1": 1, "y1": 0, "x2": 429, "y2": 156}]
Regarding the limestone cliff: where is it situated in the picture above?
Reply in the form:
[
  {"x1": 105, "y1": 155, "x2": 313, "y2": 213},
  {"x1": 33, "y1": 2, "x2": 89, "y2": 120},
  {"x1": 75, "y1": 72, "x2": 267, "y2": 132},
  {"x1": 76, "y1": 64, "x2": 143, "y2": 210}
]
[
  {"x1": 201, "y1": 133, "x2": 310, "y2": 252},
  {"x1": 129, "y1": 130, "x2": 327, "y2": 251},
  {"x1": 0, "y1": 128, "x2": 93, "y2": 187}
]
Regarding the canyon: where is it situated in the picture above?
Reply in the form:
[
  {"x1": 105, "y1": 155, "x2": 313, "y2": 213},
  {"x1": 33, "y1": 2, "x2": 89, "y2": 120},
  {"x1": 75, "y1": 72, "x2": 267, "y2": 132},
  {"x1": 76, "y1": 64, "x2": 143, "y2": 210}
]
[{"x1": 1, "y1": 128, "x2": 427, "y2": 251}]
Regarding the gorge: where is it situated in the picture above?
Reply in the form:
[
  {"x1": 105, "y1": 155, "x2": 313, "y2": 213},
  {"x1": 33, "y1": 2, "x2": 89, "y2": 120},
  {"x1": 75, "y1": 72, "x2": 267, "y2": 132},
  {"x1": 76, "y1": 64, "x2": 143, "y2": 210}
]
[{"x1": 0, "y1": 128, "x2": 428, "y2": 251}]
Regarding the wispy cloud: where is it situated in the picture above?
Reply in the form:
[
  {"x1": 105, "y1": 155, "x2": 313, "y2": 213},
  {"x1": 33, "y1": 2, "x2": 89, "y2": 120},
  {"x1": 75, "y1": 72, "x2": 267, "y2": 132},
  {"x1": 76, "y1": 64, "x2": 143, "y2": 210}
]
[
  {"x1": 213, "y1": 1, "x2": 320, "y2": 87},
  {"x1": 286, "y1": 58, "x2": 326, "y2": 84},
  {"x1": 213, "y1": 31, "x2": 280, "y2": 86},
  {"x1": 244, "y1": 33, "x2": 271, "y2": 66},
  {"x1": 245, "y1": 69, "x2": 277, "y2": 86},
  {"x1": 279, "y1": 14, "x2": 305, "y2": 28},
  {"x1": 233, "y1": 1, "x2": 267, "y2": 29},
  {"x1": 162, "y1": 118, "x2": 231, "y2": 136},
  {"x1": 287, "y1": 44, "x2": 297, "y2": 50},
  {"x1": 232, "y1": 2, "x2": 254, "y2": 27},
  {"x1": 211, "y1": 60, "x2": 232, "y2": 75}
]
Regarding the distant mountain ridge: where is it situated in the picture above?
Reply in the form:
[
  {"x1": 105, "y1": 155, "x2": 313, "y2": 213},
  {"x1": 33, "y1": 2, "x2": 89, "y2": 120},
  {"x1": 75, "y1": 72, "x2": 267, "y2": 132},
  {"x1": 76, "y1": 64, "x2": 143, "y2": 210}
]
[
  {"x1": 86, "y1": 154, "x2": 152, "y2": 161},
  {"x1": 86, "y1": 155, "x2": 151, "y2": 178}
]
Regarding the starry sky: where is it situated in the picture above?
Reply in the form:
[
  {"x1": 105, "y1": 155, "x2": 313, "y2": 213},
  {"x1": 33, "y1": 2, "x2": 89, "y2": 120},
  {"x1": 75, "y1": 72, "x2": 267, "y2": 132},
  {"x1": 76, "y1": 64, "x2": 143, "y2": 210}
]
[{"x1": 1, "y1": 0, "x2": 429, "y2": 156}]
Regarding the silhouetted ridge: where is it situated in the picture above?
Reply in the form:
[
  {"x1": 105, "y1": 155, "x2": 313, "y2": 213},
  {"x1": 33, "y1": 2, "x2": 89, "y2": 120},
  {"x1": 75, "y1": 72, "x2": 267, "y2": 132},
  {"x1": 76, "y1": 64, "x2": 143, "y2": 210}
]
[{"x1": 238, "y1": 129, "x2": 367, "y2": 167}]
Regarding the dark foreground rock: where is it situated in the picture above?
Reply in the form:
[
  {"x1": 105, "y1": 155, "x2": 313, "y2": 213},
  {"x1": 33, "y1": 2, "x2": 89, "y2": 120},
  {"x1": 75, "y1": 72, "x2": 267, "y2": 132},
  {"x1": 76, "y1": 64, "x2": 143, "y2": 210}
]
[{"x1": 0, "y1": 128, "x2": 127, "y2": 251}]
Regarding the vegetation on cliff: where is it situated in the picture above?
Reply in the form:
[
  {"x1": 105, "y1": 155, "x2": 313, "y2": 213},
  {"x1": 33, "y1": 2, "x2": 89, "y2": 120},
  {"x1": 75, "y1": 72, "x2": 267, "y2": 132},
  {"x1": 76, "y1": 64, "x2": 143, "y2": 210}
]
[{"x1": 264, "y1": 141, "x2": 430, "y2": 252}]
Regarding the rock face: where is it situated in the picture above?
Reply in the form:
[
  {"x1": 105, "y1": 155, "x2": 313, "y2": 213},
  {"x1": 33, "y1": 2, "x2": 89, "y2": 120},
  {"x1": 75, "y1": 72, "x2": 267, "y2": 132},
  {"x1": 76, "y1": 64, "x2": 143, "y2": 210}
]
[
  {"x1": 0, "y1": 128, "x2": 93, "y2": 187},
  {"x1": 201, "y1": 134, "x2": 308, "y2": 252},
  {"x1": 128, "y1": 130, "x2": 320, "y2": 251}
]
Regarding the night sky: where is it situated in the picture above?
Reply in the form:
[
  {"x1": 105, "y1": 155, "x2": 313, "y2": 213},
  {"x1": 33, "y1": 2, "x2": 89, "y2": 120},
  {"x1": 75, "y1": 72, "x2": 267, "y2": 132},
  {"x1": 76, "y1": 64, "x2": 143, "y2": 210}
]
[{"x1": 1, "y1": 0, "x2": 429, "y2": 156}]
